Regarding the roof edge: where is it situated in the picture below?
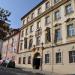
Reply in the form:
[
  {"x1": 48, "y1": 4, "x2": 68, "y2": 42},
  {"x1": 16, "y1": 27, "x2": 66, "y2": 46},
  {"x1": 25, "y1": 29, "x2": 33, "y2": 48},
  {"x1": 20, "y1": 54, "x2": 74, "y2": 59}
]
[{"x1": 21, "y1": 0, "x2": 46, "y2": 20}]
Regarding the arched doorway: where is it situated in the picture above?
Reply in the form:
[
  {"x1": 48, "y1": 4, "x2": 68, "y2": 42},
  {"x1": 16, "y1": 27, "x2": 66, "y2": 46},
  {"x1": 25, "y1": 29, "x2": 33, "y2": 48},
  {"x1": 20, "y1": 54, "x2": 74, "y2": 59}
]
[{"x1": 33, "y1": 52, "x2": 41, "y2": 69}]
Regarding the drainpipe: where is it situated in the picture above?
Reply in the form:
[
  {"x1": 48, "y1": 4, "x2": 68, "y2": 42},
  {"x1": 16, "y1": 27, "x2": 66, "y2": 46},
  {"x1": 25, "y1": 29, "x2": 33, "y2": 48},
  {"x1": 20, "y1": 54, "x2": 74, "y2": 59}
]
[{"x1": 51, "y1": 0, "x2": 54, "y2": 75}]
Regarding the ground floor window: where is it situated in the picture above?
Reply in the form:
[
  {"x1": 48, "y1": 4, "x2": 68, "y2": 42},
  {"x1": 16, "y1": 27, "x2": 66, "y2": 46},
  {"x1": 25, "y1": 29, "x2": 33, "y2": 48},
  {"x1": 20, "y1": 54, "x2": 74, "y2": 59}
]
[
  {"x1": 18, "y1": 57, "x2": 21, "y2": 64},
  {"x1": 45, "y1": 54, "x2": 50, "y2": 64},
  {"x1": 56, "y1": 52, "x2": 61, "y2": 63},
  {"x1": 69, "y1": 51, "x2": 75, "y2": 63},
  {"x1": 28, "y1": 56, "x2": 31, "y2": 64},
  {"x1": 23, "y1": 57, "x2": 26, "y2": 64}
]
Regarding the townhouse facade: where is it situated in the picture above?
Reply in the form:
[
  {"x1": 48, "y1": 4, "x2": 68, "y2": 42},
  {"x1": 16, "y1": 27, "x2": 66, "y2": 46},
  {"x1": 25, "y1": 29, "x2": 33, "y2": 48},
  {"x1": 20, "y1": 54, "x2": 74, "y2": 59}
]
[
  {"x1": 16, "y1": 0, "x2": 75, "y2": 74},
  {"x1": 2, "y1": 29, "x2": 20, "y2": 63}
]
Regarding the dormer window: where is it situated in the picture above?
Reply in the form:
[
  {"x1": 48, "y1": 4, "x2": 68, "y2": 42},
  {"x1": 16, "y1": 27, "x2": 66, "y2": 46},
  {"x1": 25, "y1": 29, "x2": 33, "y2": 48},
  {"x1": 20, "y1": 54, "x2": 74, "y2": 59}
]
[
  {"x1": 54, "y1": 0, "x2": 60, "y2": 4},
  {"x1": 45, "y1": 1, "x2": 50, "y2": 9},
  {"x1": 38, "y1": 7, "x2": 41, "y2": 15},
  {"x1": 23, "y1": 20, "x2": 25, "y2": 25},
  {"x1": 31, "y1": 12, "x2": 34, "y2": 19},
  {"x1": 27, "y1": 16, "x2": 30, "y2": 22}
]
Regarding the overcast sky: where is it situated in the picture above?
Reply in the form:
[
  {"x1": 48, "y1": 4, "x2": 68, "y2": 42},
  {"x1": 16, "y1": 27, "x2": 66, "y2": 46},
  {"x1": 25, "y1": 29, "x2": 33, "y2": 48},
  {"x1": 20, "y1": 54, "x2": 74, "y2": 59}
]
[{"x1": 0, "y1": 0, "x2": 42, "y2": 28}]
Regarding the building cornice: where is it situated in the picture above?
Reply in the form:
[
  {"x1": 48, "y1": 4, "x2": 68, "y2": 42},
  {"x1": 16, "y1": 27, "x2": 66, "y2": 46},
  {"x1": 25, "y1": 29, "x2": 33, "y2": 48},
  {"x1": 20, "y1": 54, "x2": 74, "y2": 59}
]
[
  {"x1": 21, "y1": 0, "x2": 46, "y2": 20},
  {"x1": 3, "y1": 31, "x2": 20, "y2": 41},
  {"x1": 20, "y1": 0, "x2": 70, "y2": 30}
]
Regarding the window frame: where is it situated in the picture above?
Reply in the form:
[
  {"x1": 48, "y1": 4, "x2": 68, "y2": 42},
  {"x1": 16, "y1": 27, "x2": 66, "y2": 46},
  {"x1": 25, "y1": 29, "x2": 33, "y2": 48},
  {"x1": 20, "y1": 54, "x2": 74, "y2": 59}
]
[
  {"x1": 45, "y1": 54, "x2": 50, "y2": 64},
  {"x1": 54, "y1": 10, "x2": 61, "y2": 21},
  {"x1": 45, "y1": 1, "x2": 50, "y2": 10},
  {"x1": 23, "y1": 57, "x2": 26, "y2": 64},
  {"x1": 67, "y1": 23, "x2": 75, "y2": 37},
  {"x1": 65, "y1": 3, "x2": 73, "y2": 15},
  {"x1": 69, "y1": 51, "x2": 75, "y2": 63},
  {"x1": 28, "y1": 56, "x2": 31, "y2": 64},
  {"x1": 56, "y1": 52, "x2": 61, "y2": 63},
  {"x1": 45, "y1": 29, "x2": 51, "y2": 43},
  {"x1": 45, "y1": 15, "x2": 50, "y2": 25},
  {"x1": 18, "y1": 57, "x2": 21, "y2": 64},
  {"x1": 38, "y1": 7, "x2": 41, "y2": 15},
  {"x1": 55, "y1": 28, "x2": 62, "y2": 42},
  {"x1": 24, "y1": 38, "x2": 28, "y2": 49}
]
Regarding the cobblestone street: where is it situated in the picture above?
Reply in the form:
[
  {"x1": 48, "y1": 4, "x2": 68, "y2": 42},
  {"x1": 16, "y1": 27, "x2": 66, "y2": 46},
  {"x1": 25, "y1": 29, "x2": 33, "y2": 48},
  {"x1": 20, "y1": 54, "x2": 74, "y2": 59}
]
[{"x1": 0, "y1": 66, "x2": 44, "y2": 75}]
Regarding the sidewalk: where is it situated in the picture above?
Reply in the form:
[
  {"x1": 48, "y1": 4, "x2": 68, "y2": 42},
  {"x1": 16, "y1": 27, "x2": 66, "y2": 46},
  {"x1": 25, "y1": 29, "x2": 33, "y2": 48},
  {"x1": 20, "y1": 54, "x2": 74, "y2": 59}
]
[{"x1": 16, "y1": 67, "x2": 64, "y2": 75}]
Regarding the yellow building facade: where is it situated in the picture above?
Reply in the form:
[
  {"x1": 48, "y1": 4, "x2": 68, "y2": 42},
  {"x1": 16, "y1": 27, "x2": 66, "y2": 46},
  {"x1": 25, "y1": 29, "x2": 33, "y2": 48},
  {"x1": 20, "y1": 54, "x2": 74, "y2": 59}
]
[{"x1": 16, "y1": 0, "x2": 75, "y2": 74}]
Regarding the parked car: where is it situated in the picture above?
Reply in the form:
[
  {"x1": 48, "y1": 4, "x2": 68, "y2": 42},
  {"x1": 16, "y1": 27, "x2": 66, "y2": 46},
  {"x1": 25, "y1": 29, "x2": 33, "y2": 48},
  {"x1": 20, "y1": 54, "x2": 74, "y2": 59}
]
[{"x1": 7, "y1": 60, "x2": 15, "y2": 68}]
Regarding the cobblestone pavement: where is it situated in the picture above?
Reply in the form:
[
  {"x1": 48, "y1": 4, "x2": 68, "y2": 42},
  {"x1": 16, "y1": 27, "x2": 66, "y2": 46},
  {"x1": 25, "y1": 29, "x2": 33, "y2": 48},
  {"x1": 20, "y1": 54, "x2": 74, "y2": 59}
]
[{"x1": 0, "y1": 66, "x2": 44, "y2": 75}]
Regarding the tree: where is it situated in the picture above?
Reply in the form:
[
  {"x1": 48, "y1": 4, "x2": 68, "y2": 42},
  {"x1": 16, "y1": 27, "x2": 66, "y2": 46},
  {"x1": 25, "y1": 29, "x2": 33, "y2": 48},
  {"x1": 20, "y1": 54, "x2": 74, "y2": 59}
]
[{"x1": 0, "y1": 7, "x2": 11, "y2": 22}]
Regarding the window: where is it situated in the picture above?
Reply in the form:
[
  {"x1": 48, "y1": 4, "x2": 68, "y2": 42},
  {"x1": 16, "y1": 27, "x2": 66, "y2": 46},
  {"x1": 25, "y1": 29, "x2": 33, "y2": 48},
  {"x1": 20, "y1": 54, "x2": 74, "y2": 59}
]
[
  {"x1": 54, "y1": 10, "x2": 61, "y2": 20},
  {"x1": 45, "y1": 16, "x2": 50, "y2": 25},
  {"x1": 31, "y1": 12, "x2": 34, "y2": 19},
  {"x1": 67, "y1": 24, "x2": 75, "y2": 37},
  {"x1": 37, "y1": 21, "x2": 41, "y2": 29},
  {"x1": 21, "y1": 30, "x2": 24, "y2": 37},
  {"x1": 28, "y1": 56, "x2": 31, "y2": 64},
  {"x1": 18, "y1": 57, "x2": 21, "y2": 64},
  {"x1": 45, "y1": 29, "x2": 51, "y2": 43},
  {"x1": 65, "y1": 4, "x2": 73, "y2": 15},
  {"x1": 45, "y1": 54, "x2": 50, "y2": 63},
  {"x1": 29, "y1": 39, "x2": 33, "y2": 49},
  {"x1": 30, "y1": 25, "x2": 33, "y2": 33},
  {"x1": 36, "y1": 36, "x2": 40, "y2": 46},
  {"x1": 23, "y1": 20, "x2": 25, "y2": 25},
  {"x1": 20, "y1": 43, "x2": 23, "y2": 50},
  {"x1": 45, "y1": 1, "x2": 50, "y2": 9},
  {"x1": 69, "y1": 51, "x2": 75, "y2": 63},
  {"x1": 38, "y1": 7, "x2": 41, "y2": 15},
  {"x1": 55, "y1": 29, "x2": 62, "y2": 42},
  {"x1": 24, "y1": 38, "x2": 27, "y2": 49},
  {"x1": 56, "y1": 52, "x2": 61, "y2": 63},
  {"x1": 54, "y1": 0, "x2": 60, "y2": 4},
  {"x1": 23, "y1": 57, "x2": 26, "y2": 64},
  {"x1": 27, "y1": 16, "x2": 29, "y2": 22},
  {"x1": 26, "y1": 28, "x2": 28, "y2": 35}
]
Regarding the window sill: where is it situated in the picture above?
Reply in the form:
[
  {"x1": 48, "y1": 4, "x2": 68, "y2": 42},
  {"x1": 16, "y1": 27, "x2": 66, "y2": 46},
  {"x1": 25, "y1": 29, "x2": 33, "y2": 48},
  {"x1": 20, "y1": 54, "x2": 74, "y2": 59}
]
[
  {"x1": 55, "y1": 63, "x2": 64, "y2": 65},
  {"x1": 54, "y1": 17, "x2": 61, "y2": 22},
  {"x1": 54, "y1": 40, "x2": 62, "y2": 45},
  {"x1": 45, "y1": 22, "x2": 50, "y2": 26},
  {"x1": 44, "y1": 63, "x2": 51, "y2": 65},
  {"x1": 69, "y1": 62, "x2": 75, "y2": 64},
  {"x1": 65, "y1": 11, "x2": 74, "y2": 16},
  {"x1": 67, "y1": 36, "x2": 75, "y2": 43}
]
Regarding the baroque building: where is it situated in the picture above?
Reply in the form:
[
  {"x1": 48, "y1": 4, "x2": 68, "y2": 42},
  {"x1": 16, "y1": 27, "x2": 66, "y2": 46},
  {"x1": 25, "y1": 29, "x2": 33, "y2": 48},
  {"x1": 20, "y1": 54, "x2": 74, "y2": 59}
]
[{"x1": 16, "y1": 0, "x2": 75, "y2": 74}]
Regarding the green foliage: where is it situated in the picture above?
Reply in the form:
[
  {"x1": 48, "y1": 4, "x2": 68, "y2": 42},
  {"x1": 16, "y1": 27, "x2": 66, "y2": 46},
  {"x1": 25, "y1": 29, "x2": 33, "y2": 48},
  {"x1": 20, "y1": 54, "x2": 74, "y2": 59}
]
[{"x1": 0, "y1": 7, "x2": 11, "y2": 22}]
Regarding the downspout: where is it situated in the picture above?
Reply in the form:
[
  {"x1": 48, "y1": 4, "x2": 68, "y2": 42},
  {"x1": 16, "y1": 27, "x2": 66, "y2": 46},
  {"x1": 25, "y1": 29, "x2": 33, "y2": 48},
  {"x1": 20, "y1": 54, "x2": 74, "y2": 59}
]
[{"x1": 51, "y1": 0, "x2": 54, "y2": 74}]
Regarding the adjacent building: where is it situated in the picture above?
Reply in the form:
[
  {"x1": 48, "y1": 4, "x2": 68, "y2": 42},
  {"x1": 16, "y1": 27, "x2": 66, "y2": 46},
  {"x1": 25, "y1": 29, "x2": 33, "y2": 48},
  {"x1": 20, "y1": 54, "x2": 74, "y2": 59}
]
[
  {"x1": 15, "y1": 0, "x2": 75, "y2": 74},
  {"x1": 2, "y1": 29, "x2": 20, "y2": 63},
  {"x1": 0, "y1": 20, "x2": 10, "y2": 59}
]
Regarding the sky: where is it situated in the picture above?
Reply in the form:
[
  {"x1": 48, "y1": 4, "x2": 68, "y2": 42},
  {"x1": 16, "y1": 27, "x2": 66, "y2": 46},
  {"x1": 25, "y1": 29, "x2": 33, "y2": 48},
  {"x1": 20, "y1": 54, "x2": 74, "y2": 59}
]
[{"x1": 0, "y1": 0, "x2": 42, "y2": 28}]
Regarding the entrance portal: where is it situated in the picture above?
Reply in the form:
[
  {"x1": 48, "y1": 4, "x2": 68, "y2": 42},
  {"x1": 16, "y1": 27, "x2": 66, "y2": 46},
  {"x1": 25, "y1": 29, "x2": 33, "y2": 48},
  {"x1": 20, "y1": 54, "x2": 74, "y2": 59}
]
[{"x1": 33, "y1": 53, "x2": 41, "y2": 69}]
